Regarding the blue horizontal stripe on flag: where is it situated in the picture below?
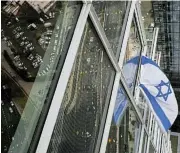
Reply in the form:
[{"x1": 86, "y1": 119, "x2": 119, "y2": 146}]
[{"x1": 140, "y1": 84, "x2": 171, "y2": 131}]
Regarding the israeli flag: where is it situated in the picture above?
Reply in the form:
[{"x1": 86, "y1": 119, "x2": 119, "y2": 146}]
[
  {"x1": 113, "y1": 87, "x2": 128, "y2": 125},
  {"x1": 113, "y1": 57, "x2": 140, "y2": 125},
  {"x1": 125, "y1": 55, "x2": 178, "y2": 132},
  {"x1": 113, "y1": 56, "x2": 139, "y2": 125}
]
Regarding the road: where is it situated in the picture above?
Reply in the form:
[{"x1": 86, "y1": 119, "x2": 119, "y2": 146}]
[{"x1": 1, "y1": 91, "x2": 21, "y2": 153}]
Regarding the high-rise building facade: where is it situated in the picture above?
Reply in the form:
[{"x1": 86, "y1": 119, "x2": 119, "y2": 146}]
[
  {"x1": 152, "y1": 1, "x2": 180, "y2": 133},
  {"x1": 1, "y1": 1, "x2": 179, "y2": 153}
]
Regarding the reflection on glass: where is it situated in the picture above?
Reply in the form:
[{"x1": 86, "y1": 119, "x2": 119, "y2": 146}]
[
  {"x1": 149, "y1": 142, "x2": 155, "y2": 153},
  {"x1": 1, "y1": 1, "x2": 80, "y2": 153},
  {"x1": 47, "y1": 19, "x2": 115, "y2": 153},
  {"x1": 137, "y1": 90, "x2": 145, "y2": 115},
  {"x1": 1, "y1": 68, "x2": 27, "y2": 153},
  {"x1": 150, "y1": 117, "x2": 155, "y2": 137},
  {"x1": 93, "y1": 1, "x2": 127, "y2": 56},
  {"x1": 124, "y1": 18, "x2": 141, "y2": 62},
  {"x1": 145, "y1": 107, "x2": 150, "y2": 128},
  {"x1": 140, "y1": 1, "x2": 154, "y2": 41},
  {"x1": 105, "y1": 85, "x2": 140, "y2": 153},
  {"x1": 142, "y1": 132, "x2": 148, "y2": 153},
  {"x1": 123, "y1": 17, "x2": 142, "y2": 91}
]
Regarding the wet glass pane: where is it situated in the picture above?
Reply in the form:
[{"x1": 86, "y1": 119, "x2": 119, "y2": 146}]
[
  {"x1": 93, "y1": 1, "x2": 128, "y2": 56},
  {"x1": 124, "y1": 18, "x2": 142, "y2": 62},
  {"x1": 47, "y1": 19, "x2": 115, "y2": 153},
  {"x1": 1, "y1": 1, "x2": 81, "y2": 153},
  {"x1": 105, "y1": 84, "x2": 141, "y2": 153},
  {"x1": 123, "y1": 17, "x2": 142, "y2": 92}
]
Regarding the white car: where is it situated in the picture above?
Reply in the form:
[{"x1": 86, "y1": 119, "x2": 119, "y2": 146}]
[
  {"x1": 27, "y1": 54, "x2": 34, "y2": 60},
  {"x1": 22, "y1": 37, "x2": 27, "y2": 41},
  {"x1": 9, "y1": 107, "x2": 13, "y2": 113},
  {"x1": 10, "y1": 101, "x2": 14, "y2": 106},
  {"x1": 26, "y1": 43, "x2": 33, "y2": 48},
  {"x1": 7, "y1": 41, "x2": 12, "y2": 47},
  {"x1": 24, "y1": 41, "x2": 30, "y2": 45},
  {"x1": 29, "y1": 46, "x2": 34, "y2": 51},
  {"x1": 16, "y1": 26, "x2": 21, "y2": 31},
  {"x1": 20, "y1": 41, "x2": 25, "y2": 46},
  {"x1": 15, "y1": 33, "x2": 20, "y2": 39}
]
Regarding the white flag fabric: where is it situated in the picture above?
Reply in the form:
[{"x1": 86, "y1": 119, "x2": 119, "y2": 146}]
[{"x1": 124, "y1": 55, "x2": 178, "y2": 132}]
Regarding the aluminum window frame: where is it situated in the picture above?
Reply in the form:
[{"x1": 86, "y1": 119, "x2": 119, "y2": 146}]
[
  {"x1": 35, "y1": 3, "x2": 92, "y2": 153},
  {"x1": 27, "y1": 3, "x2": 83, "y2": 153}
]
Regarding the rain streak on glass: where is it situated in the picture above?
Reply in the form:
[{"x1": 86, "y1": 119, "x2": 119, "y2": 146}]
[
  {"x1": 93, "y1": 1, "x2": 128, "y2": 57},
  {"x1": 48, "y1": 19, "x2": 115, "y2": 153}
]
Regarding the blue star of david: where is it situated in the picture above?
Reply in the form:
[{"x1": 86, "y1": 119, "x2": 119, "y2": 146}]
[{"x1": 155, "y1": 80, "x2": 172, "y2": 101}]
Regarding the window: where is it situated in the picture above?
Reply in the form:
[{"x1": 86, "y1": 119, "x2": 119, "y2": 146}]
[
  {"x1": 1, "y1": 1, "x2": 81, "y2": 153},
  {"x1": 172, "y1": 23, "x2": 180, "y2": 33},
  {"x1": 124, "y1": 18, "x2": 142, "y2": 62},
  {"x1": 47, "y1": 19, "x2": 115, "y2": 153},
  {"x1": 105, "y1": 84, "x2": 141, "y2": 153},
  {"x1": 123, "y1": 16, "x2": 142, "y2": 91},
  {"x1": 93, "y1": 1, "x2": 128, "y2": 57},
  {"x1": 173, "y1": 1, "x2": 180, "y2": 10}
]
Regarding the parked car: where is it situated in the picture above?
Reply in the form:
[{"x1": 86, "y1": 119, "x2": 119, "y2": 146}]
[{"x1": 9, "y1": 107, "x2": 13, "y2": 113}]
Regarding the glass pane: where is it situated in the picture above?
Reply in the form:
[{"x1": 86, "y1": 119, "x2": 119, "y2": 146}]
[
  {"x1": 150, "y1": 116, "x2": 155, "y2": 136},
  {"x1": 124, "y1": 18, "x2": 142, "y2": 62},
  {"x1": 1, "y1": 1, "x2": 81, "y2": 153},
  {"x1": 1, "y1": 69, "x2": 26, "y2": 153},
  {"x1": 93, "y1": 1, "x2": 128, "y2": 56},
  {"x1": 149, "y1": 142, "x2": 155, "y2": 153},
  {"x1": 105, "y1": 84, "x2": 141, "y2": 153},
  {"x1": 123, "y1": 17, "x2": 142, "y2": 91},
  {"x1": 170, "y1": 135, "x2": 178, "y2": 153},
  {"x1": 142, "y1": 132, "x2": 148, "y2": 153},
  {"x1": 137, "y1": 90, "x2": 146, "y2": 117},
  {"x1": 47, "y1": 19, "x2": 115, "y2": 153},
  {"x1": 145, "y1": 107, "x2": 150, "y2": 128},
  {"x1": 140, "y1": 1, "x2": 154, "y2": 40}
]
